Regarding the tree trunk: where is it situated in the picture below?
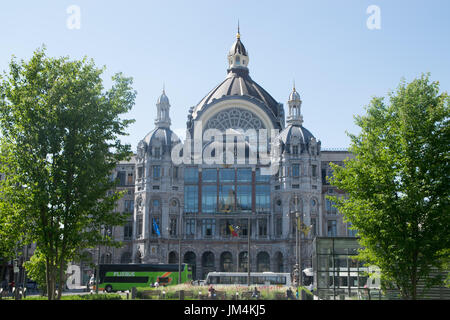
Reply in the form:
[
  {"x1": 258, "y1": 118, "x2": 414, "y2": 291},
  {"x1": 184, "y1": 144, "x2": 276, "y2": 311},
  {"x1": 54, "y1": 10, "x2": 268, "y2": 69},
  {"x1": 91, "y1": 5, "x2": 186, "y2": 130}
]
[
  {"x1": 57, "y1": 258, "x2": 65, "y2": 300},
  {"x1": 45, "y1": 258, "x2": 52, "y2": 300},
  {"x1": 0, "y1": 261, "x2": 7, "y2": 284}
]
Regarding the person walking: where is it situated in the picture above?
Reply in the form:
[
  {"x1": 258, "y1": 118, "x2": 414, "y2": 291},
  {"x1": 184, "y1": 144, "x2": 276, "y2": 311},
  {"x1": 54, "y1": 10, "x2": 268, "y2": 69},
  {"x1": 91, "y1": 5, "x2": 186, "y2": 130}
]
[
  {"x1": 286, "y1": 287, "x2": 295, "y2": 300},
  {"x1": 252, "y1": 287, "x2": 260, "y2": 299}
]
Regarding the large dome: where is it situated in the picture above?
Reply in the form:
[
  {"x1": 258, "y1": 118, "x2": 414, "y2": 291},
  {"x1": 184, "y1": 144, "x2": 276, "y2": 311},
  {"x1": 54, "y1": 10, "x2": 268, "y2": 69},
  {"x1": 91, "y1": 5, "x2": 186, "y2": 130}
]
[
  {"x1": 191, "y1": 68, "x2": 281, "y2": 125},
  {"x1": 142, "y1": 127, "x2": 180, "y2": 154},
  {"x1": 188, "y1": 32, "x2": 283, "y2": 131},
  {"x1": 278, "y1": 124, "x2": 315, "y2": 148}
]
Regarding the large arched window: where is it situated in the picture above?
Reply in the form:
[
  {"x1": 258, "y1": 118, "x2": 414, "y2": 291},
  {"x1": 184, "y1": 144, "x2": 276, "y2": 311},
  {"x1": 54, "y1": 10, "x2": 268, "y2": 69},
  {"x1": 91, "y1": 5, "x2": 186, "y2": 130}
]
[
  {"x1": 202, "y1": 251, "x2": 215, "y2": 279},
  {"x1": 220, "y1": 252, "x2": 233, "y2": 272},
  {"x1": 168, "y1": 251, "x2": 178, "y2": 264},
  {"x1": 238, "y1": 251, "x2": 248, "y2": 272},
  {"x1": 256, "y1": 252, "x2": 270, "y2": 272},
  {"x1": 184, "y1": 251, "x2": 197, "y2": 280}
]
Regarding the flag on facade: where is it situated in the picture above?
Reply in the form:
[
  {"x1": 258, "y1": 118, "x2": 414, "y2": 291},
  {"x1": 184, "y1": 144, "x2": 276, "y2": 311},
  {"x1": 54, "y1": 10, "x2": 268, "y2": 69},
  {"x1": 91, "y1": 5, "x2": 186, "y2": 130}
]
[
  {"x1": 228, "y1": 223, "x2": 239, "y2": 237},
  {"x1": 153, "y1": 218, "x2": 161, "y2": 237}
]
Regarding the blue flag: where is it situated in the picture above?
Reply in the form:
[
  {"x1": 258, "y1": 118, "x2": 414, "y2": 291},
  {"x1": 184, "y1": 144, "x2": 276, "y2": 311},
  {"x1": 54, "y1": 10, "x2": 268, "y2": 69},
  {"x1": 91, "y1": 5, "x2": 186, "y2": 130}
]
[{"x1": 153, "y1": 218, "x2": 161, "y2": 237}]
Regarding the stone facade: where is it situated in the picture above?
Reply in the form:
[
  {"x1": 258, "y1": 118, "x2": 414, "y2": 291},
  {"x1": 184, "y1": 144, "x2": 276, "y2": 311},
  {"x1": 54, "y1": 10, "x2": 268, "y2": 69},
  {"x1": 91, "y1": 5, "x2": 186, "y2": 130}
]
[{"x1": 87, "y1": 31, "x2": 354, "y2": 282}]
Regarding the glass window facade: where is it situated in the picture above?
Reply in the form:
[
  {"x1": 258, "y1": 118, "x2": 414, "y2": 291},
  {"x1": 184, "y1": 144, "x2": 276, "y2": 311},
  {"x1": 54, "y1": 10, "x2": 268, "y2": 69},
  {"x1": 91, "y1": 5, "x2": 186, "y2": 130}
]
[
  {"x1": 182, "y1": 167, "x2": 272, "y2": 215},
  {"x1": 184, "y1": 167, "x2": 198, "y2": 183},
  {"x1": 312, "y1": 238, "x2": 378, "y2": 300},
  {"x1": 219, "y1": 185, "x2": 235, "y2": 212},
  {"x1": 327, "y1": 220, "x2": 337, "y2": 236},
  {"x1": 202, "y1": 169, "x2": 217, "y2": 183},
  {"x1": 219, "y1": 168, "x2": 235, "y2": 182},
  {"x1": 124, "y1": 220, "x2": 133, "y2": 240},
  {"x1": 202, "y1": 185, "x2": 217, "y2": 213},
  {"x1": 236, "y1": 185, "x2": 252, "y2": 212},
  {"x1": 326, "y1": 198, "x2": 337, "y2": 214},
  {"x1": 237, "y1": 168, "x2": 252, "y2": 182},
  {"x1": 185, "y1": 218, "x2": 196, "y2": 236},
  {"x1": 184, "y1": 185, "x2": 198, "y2": 213},
  {"x1": 202, "y1": 219, "x2": 216, "y2": 237},
  {"x1": 255, "y1": 168, "x2": 270, "y2": 182},
  {"x1": 292, "y1": 164, "x2": 300, "y2": 177},
  {"x1": 153, "y1": 165, "x2": 161, "y2": 178},
  {"x1": 255, "y1": 185, "x2": 270, "y2": 213}
]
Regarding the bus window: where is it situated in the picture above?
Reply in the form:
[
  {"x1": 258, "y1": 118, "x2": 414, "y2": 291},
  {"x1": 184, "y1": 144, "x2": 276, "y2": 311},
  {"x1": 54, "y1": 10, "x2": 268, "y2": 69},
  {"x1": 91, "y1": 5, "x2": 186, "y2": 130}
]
[
  {"x1": 104, "y1": 276, "x2": 149, "y2": 283},
  {"x1": 157, "y1": 277, "x2": 170, "y2": 285},
  {"x1": 222, "y1": 276, "x2": 231, "y2": 284},
  {"x1": 210, "y1": 276, "x2": 219, "y2": 284}
]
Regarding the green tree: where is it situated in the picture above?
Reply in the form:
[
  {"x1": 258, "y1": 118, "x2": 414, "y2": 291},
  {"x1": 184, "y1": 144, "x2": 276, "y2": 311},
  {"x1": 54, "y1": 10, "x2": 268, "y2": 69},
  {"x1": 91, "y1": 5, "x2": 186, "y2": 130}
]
[
  {"x1": 328, "y1": 74, "x2": 450, "y2": 300},
  {"x1": 0, "y1": 47, "x2": 136, "y2": 300},
  {"x1": 23, "y1": 249, "x2": 49, "y2": 295}
]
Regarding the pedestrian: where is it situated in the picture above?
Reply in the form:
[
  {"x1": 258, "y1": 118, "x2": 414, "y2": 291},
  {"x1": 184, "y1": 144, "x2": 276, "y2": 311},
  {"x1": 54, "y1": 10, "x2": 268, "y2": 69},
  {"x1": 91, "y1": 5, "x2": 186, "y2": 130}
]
[
  {"x1": 252, "y1": 287, "x2": 260, "y2": 299},
  {"x1": 286, "y1": 287, "x2": 294, "y2": 300},
  {"x1": 208, "y1": 285, "x2": 216, "y2": 299}
]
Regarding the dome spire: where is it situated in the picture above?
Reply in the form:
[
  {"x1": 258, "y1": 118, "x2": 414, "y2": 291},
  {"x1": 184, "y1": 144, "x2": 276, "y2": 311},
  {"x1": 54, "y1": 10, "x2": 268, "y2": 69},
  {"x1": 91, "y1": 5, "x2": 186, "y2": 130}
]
[
  {"x1": 155, "y1": 87, "x2": 171, "y2": 128},
  {"x1": 287, "y1": 83, "x2": 303, "y2": 126},
  {"x1": 237, "y1": 20, "x2": 240, "y2": 39},
  {"x1": 228, "y1": 23, "x2": 249, "y2": 71}
]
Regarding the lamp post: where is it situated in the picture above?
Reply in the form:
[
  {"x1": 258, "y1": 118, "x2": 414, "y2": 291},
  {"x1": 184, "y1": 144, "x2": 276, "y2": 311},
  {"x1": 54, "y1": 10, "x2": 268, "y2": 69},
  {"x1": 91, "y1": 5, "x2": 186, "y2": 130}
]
[
  {"x1": 293, "y1": 196, "x2": 303, "y2": 297},
  {"x1": 95, "y1": 226, "x2": 110, "y2": 294},
  {"x1": 296, "y1": 212, "x2": 302, "y2": 292},
  {"x1": 178, "y1": 214, "x2": 183, "y2": 284},
  {"x1": 95, "y1": 244, "x2": 100, "y2": 294},
  {"x1": 247, "y1": 216, "x2": 251, "y2": 287}
]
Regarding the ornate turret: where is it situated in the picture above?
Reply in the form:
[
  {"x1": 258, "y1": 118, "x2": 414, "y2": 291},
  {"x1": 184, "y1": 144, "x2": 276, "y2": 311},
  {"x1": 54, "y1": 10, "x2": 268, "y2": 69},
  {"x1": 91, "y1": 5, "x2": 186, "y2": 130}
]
[
  {"x1": 155, "y1": 88, "x2": 171, "y2": 128},
  {"x1": 286, "y1": 83, "x2": 303, "y2": 126},
  {"x1": 227, "y1": 23, "x2": 249, "y2": 71}
]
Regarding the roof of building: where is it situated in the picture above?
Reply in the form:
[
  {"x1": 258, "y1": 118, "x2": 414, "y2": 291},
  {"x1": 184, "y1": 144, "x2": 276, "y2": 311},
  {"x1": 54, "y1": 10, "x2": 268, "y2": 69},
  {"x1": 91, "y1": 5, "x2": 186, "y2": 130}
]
[
  {"x1": 142, "y1": 127, "x2": 180, "y2": 149},
  {"x1": 278, "y1": 123, "x2": 315, "y2": 146},
  {"x1": 192, "y1": 68, "x2": 280, "y2": 121}
]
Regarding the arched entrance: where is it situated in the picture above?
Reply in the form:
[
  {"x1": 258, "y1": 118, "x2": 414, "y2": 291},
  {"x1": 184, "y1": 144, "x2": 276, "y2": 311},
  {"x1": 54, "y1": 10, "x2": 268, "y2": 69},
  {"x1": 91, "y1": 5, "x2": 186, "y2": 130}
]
[
  {"x1": 220, "y1": 252, "x2": 233, "y2": 272},
  {"x1": 238, "y1": 251, "x2": 248, "y2": 272},
  {"x1": 256, "y1": 252, "x2": 270, "y2": 272},
  {"x1": 183, "y1": 251, "x2": 197, "y2": 280},
  {"x1": 201, "y1": 251, "x2": 215, "y2": 279},
  {"x1": 168, "y1": 251, "x2": 178, "y2": 264}
]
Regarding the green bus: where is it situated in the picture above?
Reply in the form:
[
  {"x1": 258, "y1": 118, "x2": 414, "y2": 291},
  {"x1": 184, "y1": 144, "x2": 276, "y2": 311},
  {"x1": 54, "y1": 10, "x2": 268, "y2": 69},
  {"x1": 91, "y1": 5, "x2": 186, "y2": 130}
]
[{"x1": 95, "y1": 263, "x2": 192, "y2": 292}]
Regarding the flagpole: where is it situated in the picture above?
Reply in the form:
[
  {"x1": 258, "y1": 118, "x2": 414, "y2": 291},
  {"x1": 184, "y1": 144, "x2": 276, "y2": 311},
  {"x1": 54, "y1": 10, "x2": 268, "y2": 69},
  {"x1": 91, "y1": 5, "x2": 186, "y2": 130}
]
[{"x1": 247, "y1": 216, "x2": 250, "y2": 287}]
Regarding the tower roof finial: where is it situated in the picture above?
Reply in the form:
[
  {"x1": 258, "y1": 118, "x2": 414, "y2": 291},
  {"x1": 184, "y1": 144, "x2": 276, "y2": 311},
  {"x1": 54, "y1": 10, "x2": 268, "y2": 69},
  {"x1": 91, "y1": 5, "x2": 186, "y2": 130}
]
[{"x1": 237, "y1": 19, "x2": 240, "y2": 39}]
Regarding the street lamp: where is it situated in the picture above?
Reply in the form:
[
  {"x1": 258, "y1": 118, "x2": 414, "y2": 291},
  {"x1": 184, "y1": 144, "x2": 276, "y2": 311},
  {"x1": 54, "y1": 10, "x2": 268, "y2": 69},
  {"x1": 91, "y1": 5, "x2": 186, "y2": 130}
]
[
  {"x1": 96, "y1": 226, "x2": 111, "y2": 294},
  {"x1": 178, "y1": 214, "x2": 183, "y2": 284},
  {"x1": 293, "y1": 196, "x2": 302, "y2": 297},
  {"x1": 296, "y1": 211, "x2": 302, "y2": 292},
  {"x1": 247, "y1": 216, "x2": 251, "y2": 287}
]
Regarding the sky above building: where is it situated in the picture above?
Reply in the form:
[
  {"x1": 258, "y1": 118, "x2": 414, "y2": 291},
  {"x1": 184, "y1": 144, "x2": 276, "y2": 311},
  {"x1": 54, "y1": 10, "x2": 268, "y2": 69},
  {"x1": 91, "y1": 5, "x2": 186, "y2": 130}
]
[{"x1": 1, "y1": 0, "x2": 449, "y2": 149}]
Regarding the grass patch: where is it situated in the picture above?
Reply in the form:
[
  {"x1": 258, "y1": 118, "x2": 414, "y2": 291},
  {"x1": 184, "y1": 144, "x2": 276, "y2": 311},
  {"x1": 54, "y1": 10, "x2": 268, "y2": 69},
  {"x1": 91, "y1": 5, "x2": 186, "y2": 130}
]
[{"x1": 136, "y1": 284, "x2": 313, "y2": 300}]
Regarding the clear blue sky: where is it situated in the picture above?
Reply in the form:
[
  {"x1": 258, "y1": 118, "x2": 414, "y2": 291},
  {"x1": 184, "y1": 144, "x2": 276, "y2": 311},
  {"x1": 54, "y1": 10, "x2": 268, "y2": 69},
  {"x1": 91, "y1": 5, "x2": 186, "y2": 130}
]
[{"x1": 1, "y1": 0, "x2": 449, "y2": 149}]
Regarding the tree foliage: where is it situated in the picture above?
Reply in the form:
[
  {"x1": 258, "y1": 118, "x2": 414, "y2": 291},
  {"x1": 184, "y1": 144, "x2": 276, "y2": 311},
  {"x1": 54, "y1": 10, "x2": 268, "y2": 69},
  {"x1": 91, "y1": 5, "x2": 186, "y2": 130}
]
[
  {"x1": 0, "y1": 47, "x2": 136, "y2": 299},
  {"x1": 328, "y1": 74, "x2": 450, "y2": 299}
]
